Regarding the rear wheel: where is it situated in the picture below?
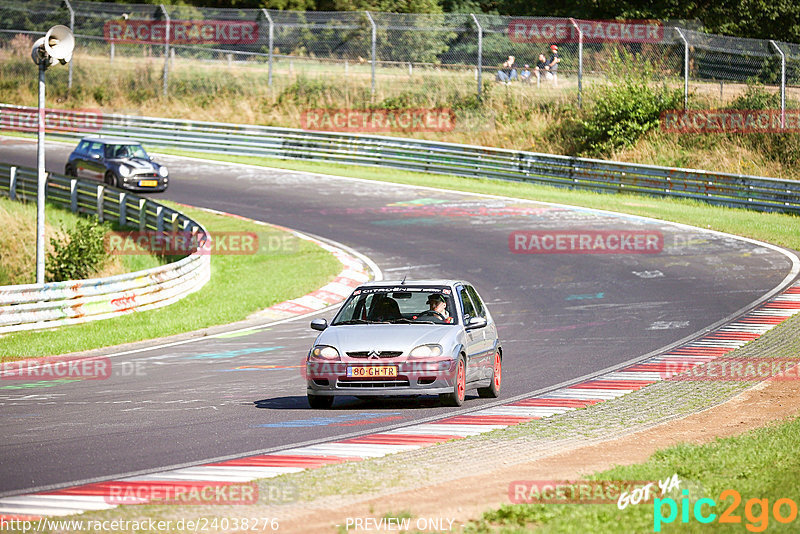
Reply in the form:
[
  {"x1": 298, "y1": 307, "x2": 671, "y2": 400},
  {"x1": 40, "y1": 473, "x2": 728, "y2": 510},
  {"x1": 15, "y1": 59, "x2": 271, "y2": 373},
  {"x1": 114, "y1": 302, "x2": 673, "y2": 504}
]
[
  {"x1": 478, "y1": 351, "x2": 502, "y2": 398},
  {"x1": 440, "y1": 356, "x2": 466, "y2": 407},
  {"x1": 64, "y1": 164, "x2": 76, "y2": 177},
  {"x1": 307, "y1": 394, "x2": 334, "y2": 409}
]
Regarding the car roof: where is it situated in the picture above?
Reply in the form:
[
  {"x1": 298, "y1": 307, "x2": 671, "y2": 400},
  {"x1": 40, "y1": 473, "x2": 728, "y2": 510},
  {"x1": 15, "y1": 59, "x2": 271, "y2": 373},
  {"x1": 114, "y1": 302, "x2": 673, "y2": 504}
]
[
  {"x1": 358, "y1": 280, "x2": 466, "y2": 288},
  {"x1": 79, "y1": 137, "x2": 142, "y2": 145}
]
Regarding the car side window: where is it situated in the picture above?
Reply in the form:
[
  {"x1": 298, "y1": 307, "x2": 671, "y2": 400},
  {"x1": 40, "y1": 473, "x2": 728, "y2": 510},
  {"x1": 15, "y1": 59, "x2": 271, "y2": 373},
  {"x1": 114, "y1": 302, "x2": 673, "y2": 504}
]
[
  {"x1": 466, "y1": 286, "x2": 486, "y2": 318},
  {"x1": 77, "y1": 140, "x2": 90, "y2": 154},
  {"x1": 459, "y1": 287, "x2": 476, "y2": 320},
  {"x1": 88, "y1": 142, "x2": 104, "y2": 158}
]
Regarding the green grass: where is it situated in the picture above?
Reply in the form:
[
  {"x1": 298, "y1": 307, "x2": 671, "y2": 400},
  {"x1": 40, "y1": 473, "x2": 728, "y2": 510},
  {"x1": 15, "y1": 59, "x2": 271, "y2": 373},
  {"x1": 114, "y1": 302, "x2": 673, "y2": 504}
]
[
  {"x1": 0, "y1": 196, "x2": 164, "y2": 285},
  {"x1": 0, "y1": 202, "x2": 342, "y2": 359},
  {"x1": 467, "y1": 416, "x2": 800, "y2": 533},
  {"x1": 163, "y1": 149, "x2": 800, "y2": 252}
]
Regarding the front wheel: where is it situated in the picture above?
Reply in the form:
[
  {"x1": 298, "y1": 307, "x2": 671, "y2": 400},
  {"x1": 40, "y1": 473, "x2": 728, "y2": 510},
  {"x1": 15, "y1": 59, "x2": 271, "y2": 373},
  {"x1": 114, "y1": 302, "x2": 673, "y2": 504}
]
[
  {"x1": 307, "y1": 394, "x2": 334, "y2": 409},
  {"x1": 440, "y1": 356, "x2": 466, "y2": 407},
  {"x1": 478, "y1": 351, "x2": 502, "y2": 398},
  {"x1": 64, "y1": 164, "x2": 76, "y2": 177},
  {"x1": 104, "y1": 171, "x2": 118, "y2": 188}
]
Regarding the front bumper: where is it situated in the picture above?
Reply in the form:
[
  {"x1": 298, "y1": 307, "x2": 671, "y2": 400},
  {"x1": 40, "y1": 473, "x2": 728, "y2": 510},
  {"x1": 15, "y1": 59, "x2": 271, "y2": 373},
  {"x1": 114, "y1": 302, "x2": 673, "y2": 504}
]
[
  {"x1": 306, "y1": 359, "x2": 458, "y2": 397},
  {"x1": 121, "y1": 175, "x2": 168, "y2": 192}
]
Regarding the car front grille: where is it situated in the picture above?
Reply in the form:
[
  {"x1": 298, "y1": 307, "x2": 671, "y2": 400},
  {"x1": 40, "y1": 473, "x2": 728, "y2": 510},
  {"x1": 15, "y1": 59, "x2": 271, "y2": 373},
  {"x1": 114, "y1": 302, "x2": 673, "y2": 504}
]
[
  {"x1": 346, "y1": 351, "x2": 403, "y2": 359},
  {"x1": 337, "y1": 379, "x2": 410, "y2": 388}
]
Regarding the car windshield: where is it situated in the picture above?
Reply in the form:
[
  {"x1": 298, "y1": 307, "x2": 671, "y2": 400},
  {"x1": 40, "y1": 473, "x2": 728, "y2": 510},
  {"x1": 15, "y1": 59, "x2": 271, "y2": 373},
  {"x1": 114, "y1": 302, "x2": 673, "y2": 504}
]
[
  {"x1": 332, "y1": 286, "x2": 458, "y2": 325},
  {"x1": 105, "y1": 144, "x2": 149, "y2": 160}
]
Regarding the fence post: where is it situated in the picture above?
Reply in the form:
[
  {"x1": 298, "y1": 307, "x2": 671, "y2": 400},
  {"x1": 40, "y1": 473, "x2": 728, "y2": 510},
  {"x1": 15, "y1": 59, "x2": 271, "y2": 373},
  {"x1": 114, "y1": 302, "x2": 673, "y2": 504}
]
[
  {"x1": 139, "y1": 198, "x2": 147, "y2": 231},
  {"x1": 63, "y1": 0, "x2": 74, "y2": 91},
  {"x1": 569, "y1": 18, "x2": 583, "y2": 108},
  {"x1": 770, "y1": 40, "x2": 786, "y2": 129},
  {"x1": 70, "y1": 178, "x2": 77, "y2": 212},
  {"x1": 365, "y1": 11, "x2": 376, "y2": 96},
  {"x1": 119, "y1": 192, "x2": 127, "y2": 227},
  {"x1": 96, "y1": 184, "x2": 105, "y2": 223},
  {"x1": 160, "y1": 4, "x2": 170, "y2": 97},
  {"x1": 675, "y1": 28, "x2": 689, "y2": 111},
  {"x1": 110, "y1": 42, "x2": 115, "y2": 64},
  {"x1": 262, "y1": 9, "x2": 274, "y2": 87},
  {"x1": 471, "y1": 14, "x2": 483, "y2": 99},
  {"x1": 9, "y1": 166, "x2": 17, "y2": 201}
]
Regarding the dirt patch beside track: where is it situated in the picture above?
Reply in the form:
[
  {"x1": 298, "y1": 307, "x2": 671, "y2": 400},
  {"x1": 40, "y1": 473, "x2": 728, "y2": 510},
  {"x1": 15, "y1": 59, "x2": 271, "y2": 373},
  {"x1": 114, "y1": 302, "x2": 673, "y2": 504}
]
[{"x1": 279, "y1": 376, "x2": 800, "y2": 533}]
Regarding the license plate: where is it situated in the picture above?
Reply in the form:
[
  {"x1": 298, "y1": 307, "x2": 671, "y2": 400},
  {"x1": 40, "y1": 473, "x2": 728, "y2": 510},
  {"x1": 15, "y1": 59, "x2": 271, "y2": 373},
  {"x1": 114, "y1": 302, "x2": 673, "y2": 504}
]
[
  {"x1": 139, "y1": 180, "x2": 158, "y2": 187},
  {"x1": 346, "y1": 366, "x2": 398, "y2": 378}
]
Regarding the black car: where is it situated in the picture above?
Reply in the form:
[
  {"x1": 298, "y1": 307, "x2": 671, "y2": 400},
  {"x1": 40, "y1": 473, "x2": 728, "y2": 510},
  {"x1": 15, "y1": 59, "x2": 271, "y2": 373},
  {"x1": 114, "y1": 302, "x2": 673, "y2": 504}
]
[{"x1": 65, "y1": 137, "x2": 169, "y2": 192}]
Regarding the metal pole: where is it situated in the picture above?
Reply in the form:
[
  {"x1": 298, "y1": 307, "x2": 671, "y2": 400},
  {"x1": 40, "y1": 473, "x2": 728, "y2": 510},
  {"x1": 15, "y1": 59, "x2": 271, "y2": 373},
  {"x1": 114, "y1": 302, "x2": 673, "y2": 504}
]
[
  {"x1": 64, "y1": 0, "x2": 74, "y2": 91},
  {"x1": 770, "y1": 40, "x2": 786, "y2": 129},
  {"x1": 471, "y1": 14, "x2": 482, "y2": 98},
  {"x1": 36, "y1": 62, "x2": 47, "y2": 284},
  {"x1": 676, "y1": 28, "x2": 689, "y2": 111},
  {"x1": 569, "y1": 18, "x2": 583, "y2": 108},
  {"x1": 365, "y1": 11, "x2": 376, "y2": 96},
  {"x1": 262, "y1": 9, "x2": 273, "y2": 87},
  {"x1": 160, "y1": 4, "x2": 170, "y2": 97}
]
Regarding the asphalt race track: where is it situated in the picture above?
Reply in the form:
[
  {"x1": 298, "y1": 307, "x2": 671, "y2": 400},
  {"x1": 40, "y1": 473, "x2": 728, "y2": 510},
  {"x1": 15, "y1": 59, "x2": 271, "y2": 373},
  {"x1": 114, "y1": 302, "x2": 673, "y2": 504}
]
[{"x1": 0, "y1": 137, "x2": 796, "y2": 496}]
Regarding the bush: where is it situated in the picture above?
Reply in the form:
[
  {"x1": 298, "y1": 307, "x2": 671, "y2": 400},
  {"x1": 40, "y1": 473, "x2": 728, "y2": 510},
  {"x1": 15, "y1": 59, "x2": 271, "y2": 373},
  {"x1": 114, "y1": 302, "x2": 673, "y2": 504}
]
[
  {"x1": 727, "y1": 85, "x2": 780, "y2": 110},
  {"x1": 46, "y1": 218, "x2": 109, "y2": 282},
  {"x1": 577, "y1": 51, "x2": 683, "y2": 157}
]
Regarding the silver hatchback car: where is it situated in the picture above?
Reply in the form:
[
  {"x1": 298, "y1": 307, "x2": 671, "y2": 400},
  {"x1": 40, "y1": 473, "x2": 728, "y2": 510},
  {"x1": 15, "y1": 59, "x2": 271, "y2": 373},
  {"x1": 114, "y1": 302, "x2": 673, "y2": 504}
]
[{"x1": 305, "y1": 280, "x2": 502, "y2": 408}]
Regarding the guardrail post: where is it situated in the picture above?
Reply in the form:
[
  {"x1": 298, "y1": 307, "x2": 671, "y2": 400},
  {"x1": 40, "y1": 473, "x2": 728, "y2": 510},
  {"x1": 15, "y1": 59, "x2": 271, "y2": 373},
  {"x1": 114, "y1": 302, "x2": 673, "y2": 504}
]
[
  {"x1": 138, "y1": 198, "x2": 147, "y2": 231},
  {"x1": 770, "y1": 40, "x2": 786, "y2": 129},
  {"x1": 63, "y1": 0, "x2": 75, "y2": 91},
  {"x1": 96, "y1": 184, "x2": 105, "y2": 223},
  {"x1": 471, "y1": 14, "x2": 483, "y2": 99},
  {"x1": 119, "y1": 192, "x2": 127, "y2": 226},
  {"x1": 9, "y1": 166, "x2": 17, "y2": 201},
  {"x1": 69, "y1": 178, "x2": 77, "y2": 212},
  {"x1": 262, "y1": 9, "x2": 274, "y2": 87},
  {"x1": 160, "y1": 4, "x2": 170, "y2": 97},
  {"x1": 169, "y1": 212, "x2": 179, "y2": 232},
  {"x1": 156, "y1": 205, "x2": 164, "y2": 233},
  {"x1": 675, "y1": 28, "x2": 689, "y2": 111},
  {"x1": 569, "y1": 18, "x2": 583, "y2": 108},
  {"x1": 365, "y1": 11, "x2": 377, "y2": 97}
]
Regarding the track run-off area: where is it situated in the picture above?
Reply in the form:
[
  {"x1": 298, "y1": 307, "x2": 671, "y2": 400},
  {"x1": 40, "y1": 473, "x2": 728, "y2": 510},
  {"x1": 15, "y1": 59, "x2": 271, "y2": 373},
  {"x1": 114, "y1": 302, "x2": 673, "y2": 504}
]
[{"x1": 0, "y1": 137, "x2": 798, "y2": 517}]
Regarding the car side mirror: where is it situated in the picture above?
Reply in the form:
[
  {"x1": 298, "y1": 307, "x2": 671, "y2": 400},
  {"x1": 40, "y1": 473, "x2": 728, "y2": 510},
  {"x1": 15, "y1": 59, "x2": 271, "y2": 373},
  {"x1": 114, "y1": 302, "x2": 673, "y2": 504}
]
[
  {"x1": 466, "y1": 316, "x2": 487, "y2": 330},
  {"x1": 310, "y1": 318, "x2": 328, "y2": 331}
]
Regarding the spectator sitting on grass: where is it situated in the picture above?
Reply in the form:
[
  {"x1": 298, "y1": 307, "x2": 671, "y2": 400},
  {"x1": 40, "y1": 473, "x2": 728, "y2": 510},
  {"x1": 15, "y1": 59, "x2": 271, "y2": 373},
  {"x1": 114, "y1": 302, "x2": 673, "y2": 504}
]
[
  {"x1": 496, "y1": 55, "x2": 518, "y2": 84},
  {"x1": 520, "y1": 64, "x2": 531, "y2": 83}
]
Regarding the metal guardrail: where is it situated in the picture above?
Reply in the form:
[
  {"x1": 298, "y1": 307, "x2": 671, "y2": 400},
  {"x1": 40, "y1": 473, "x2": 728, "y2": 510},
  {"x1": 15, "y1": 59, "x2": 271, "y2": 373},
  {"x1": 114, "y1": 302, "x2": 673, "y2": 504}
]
[
  {"x1": 0, "y1": 163, "x2": 210, "y2": 334},
  {"x1": 2, "y1": 104, "x2": 799, "y2": 215}
]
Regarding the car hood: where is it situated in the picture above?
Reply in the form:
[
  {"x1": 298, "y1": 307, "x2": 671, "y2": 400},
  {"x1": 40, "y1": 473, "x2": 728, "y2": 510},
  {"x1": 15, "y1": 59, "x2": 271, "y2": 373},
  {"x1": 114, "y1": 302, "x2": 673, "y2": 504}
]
[
  {"x1": 114, "y1": 158, "x2": 157, "y2": 170},
  {"x1": 316, "y1": 324, "x2": 459, "y2": 356}
]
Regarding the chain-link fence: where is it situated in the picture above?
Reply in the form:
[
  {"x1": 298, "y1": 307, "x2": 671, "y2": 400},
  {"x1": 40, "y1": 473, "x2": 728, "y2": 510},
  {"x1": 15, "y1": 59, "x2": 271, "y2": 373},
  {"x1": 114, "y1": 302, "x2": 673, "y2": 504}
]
[{"x1": 1, "y1": 1, "x2": 799, "y2": 115}]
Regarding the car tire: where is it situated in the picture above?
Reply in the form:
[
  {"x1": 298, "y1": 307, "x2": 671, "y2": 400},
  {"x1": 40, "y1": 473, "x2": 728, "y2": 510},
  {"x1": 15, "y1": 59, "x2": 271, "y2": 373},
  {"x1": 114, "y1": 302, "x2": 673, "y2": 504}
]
[
  {"x1": 440, "y1": 356, "x2": 466, "y2": 407},
  {"x1": 104, "y1": 171, "x2": 118, "y2": 188},
  {"x1": 307, "y1": 394, "x2": 334, "y2": 409},
  {"x1": 64, "y1": 164, "x2": 76, "y2": 177},
  {"x1": 478, "y1": 350, "x2": 502, "y2": 398}
]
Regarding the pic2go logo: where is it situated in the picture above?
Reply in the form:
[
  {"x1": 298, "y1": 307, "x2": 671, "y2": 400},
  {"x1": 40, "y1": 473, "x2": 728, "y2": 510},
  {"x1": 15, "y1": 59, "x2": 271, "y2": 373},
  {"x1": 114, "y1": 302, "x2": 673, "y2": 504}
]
[{"x1": 654, "y1": 489, "x2": 799, "y2": 532}]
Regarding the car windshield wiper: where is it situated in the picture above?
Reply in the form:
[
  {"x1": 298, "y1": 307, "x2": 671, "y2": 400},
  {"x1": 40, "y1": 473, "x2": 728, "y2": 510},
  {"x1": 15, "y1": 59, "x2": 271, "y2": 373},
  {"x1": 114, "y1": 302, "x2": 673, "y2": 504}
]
[{"x1": 388, "y1": 318, "x2": 413, "y2": 324}]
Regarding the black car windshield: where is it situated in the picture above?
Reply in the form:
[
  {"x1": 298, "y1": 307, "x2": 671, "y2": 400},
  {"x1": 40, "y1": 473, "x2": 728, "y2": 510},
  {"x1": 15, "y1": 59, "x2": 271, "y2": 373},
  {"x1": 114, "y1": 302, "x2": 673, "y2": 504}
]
[
  {"x1": 105, "y1": 144, "x2": 149, "y2": 159},
  {"x1": 332, "y1": 286, "x2": 458, "y2": 325}
]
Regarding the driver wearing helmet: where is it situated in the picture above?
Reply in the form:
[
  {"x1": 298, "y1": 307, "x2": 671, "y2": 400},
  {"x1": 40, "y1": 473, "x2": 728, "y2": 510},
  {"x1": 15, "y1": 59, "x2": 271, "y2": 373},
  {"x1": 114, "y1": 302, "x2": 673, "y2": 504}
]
[{"x1": 413, "y1": 293, "x2": 453, "y2": 323}]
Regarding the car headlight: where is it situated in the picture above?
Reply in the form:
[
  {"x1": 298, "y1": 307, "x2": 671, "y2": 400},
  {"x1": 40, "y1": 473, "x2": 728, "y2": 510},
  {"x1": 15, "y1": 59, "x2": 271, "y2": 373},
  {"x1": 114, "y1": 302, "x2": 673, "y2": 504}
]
[
  {"x1": 158, "y1": 166, "x2": 169, "y2": 178},
  {"x1": 118, "y1": 165, "x2": 131, "y2": 178},
  {"x1": 409, "y1": 344, "x2": 443, "y2": 358},
  {"x1": 310, "y1": 345, "x2": 340, "y2": 361}
]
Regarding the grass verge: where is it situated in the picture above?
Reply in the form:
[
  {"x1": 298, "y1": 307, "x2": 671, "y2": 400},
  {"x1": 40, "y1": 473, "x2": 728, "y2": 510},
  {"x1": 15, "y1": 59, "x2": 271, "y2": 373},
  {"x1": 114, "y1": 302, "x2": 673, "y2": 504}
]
[
  {"x1": 469, "y1": 415, "x2": 800, "y2": 533},
  {"x1": 0, "y1": 202, "x2": 342, "y2": 359},
  {"x1": 0, "y1": 196, "x2": 163, "y2": 285}
]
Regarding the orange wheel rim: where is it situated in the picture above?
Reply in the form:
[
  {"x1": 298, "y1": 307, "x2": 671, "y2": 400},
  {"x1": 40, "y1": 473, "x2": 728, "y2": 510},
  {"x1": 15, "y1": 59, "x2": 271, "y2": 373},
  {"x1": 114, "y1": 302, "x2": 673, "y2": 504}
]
[{"x1": 493, "y1": 353, "x2": 501, "y2": 389}]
